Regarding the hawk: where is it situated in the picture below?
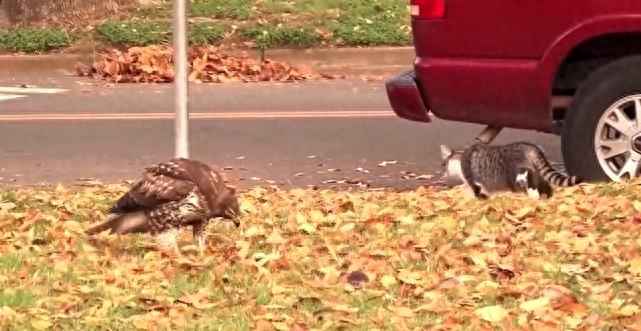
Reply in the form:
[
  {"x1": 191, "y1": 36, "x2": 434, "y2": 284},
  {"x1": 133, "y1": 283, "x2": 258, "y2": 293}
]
[{"x1": 85, "y1": 158, "x2": 240, "y2": 257}]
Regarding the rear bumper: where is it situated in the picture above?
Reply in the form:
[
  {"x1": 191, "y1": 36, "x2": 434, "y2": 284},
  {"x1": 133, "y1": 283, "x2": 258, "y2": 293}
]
[
  {"x1": 385, "y1": 70, "x2": 431, "y2": 123},
  {"x1": 414, "y1": 57, "x2": 552, "y2": 131}
]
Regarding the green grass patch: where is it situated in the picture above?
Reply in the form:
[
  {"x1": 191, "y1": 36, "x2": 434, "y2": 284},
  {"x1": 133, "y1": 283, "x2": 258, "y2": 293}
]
[
  {"x1": 257, "y1": 0, "x2": 412, "y2": 46},
  {"x1": 0, "y1": 288, "x2": 37, "y2": 310},
  {"x1": 96, "y1": 20, "x2": 229, "y2": 47},
  {"x1": 328, "y1": 18, "x2": 411, "y2": 46},
  {"x1": 188, "y1": 23, "x2": 229, "y2": 46},
  {"x1": 0, "y1": 28, "x2": 75, "y2": 53},
  {"x1": 190, "y1": 0, "x2": 253, "y2": 20},
  {"x1": 322, "y1": 0, "x2": 412, "y2": 46},
  {"x1": 242, "y1": 25, "x2": 321, "y2": 49},
  {"x1": 0, "y1": 253, "x2": 25, "y2": 273},
  {"x1": 136, "y1": 0, "x2": 252, "y2": 20},
  {"x1": 96, "y1": 20, "x2": 172, "y2": 47}
]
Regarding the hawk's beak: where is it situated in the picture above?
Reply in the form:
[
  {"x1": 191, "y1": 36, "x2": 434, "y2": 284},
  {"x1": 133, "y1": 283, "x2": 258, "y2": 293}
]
[{"x1": 227, "y1": 209, "x2": 240, "y2": 228}]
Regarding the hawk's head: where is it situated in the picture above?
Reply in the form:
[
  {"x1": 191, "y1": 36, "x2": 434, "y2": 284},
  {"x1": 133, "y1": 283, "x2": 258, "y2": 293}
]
[{"x1": 217, "y1": 186, "x2": 241, "y2": 227}]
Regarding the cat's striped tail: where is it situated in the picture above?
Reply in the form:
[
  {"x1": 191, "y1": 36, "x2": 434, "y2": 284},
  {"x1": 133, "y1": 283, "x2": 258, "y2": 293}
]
[{"x1": 530, "y1": 147, "x2": 583, "y2": 186}]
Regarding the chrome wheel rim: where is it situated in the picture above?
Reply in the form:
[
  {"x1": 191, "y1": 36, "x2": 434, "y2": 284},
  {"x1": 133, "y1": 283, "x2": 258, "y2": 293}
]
[{"x1": 594, "y1": 94, "x2": 641, "y2": 182}]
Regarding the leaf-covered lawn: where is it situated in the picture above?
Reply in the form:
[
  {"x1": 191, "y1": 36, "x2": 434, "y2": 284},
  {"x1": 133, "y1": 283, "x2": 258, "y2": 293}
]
[{"x1": 1, "y1": 182, "x2": 641, "y2": 330}]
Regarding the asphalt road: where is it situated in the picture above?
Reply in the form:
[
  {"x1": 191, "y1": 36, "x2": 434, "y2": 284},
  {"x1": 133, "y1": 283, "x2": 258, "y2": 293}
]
[{"x1": 0, "y1": 72, "x2": 563, "y2": 190}]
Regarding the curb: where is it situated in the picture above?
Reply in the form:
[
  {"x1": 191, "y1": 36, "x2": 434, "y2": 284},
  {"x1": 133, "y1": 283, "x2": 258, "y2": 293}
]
[{"x1": 0, "y1": 47, "x2": 415, "y2": 76}]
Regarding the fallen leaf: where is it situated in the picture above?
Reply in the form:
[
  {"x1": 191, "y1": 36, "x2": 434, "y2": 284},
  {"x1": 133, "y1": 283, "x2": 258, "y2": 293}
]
[
  {"x1": 390, "y1": 306, "x2": 414, "y2": 318},
  {"x1": 339, "y1": 223, "x2": 355, "y2": 232},
  {"x1": 628, "y1": 257, "x2": 641, "y2": 275},
  {"x1": 618, "y1": 304, "x2": 640, "y2": 317},
  {"x1": 378, "y1": 160, "x2": 398, "y2": 167},
  {"x1": 355, "y1": 167, "x2": 370, "y2": 174},
  {"x1": 474, "y1": 305, "x2": 509, "y2": 322},
  {"x1": 0, "y1": 202, "x2": 16, "y2": 212},
  {"x1": 519, "y1": 297, "x2": 550, "y2": 312},
  {"x1": 380, "y1": 275, "x2": 397, "y2": 289},
  {"x1": 30, "y1": 320, "x2": 52, "y2": 330}
]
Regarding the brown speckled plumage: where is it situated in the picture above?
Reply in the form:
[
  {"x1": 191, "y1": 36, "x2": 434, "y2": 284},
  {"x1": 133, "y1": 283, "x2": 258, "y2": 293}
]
[{"x1": 85, "y1": 158, "x2": 240, "y2": 256}]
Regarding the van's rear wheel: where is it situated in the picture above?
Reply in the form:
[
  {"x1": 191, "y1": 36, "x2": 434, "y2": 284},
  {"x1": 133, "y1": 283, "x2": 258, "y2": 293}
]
[{"x1": 562, "y1": 55, "x2": 641, "y2": 182}]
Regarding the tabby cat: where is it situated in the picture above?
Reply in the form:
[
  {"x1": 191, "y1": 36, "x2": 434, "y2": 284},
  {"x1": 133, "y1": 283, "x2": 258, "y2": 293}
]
[{"x1": 439, "y1": 141, "x2": 582, "y2": 199}]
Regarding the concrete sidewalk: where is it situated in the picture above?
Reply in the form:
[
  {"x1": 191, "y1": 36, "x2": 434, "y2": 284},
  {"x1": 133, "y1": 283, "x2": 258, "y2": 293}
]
[{"x1": 0, "y1": 47, "x2": 415, "y2": 76}]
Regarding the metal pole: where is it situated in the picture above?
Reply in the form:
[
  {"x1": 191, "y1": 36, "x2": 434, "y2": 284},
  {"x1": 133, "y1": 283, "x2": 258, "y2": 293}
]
[{"x1": 173, "y1": 0, "x2": 189, "y2": 158}]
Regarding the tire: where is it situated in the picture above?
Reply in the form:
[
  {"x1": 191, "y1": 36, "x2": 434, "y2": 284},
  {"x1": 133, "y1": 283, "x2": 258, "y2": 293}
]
[{"x1": 561, "y1": 55, "x2": 641, "y2": 182}]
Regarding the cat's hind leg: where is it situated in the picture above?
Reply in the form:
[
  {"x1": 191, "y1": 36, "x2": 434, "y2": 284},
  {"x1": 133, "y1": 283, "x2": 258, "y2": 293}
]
[
  {"x1": 534, "y1": 175, "x2": 553, "y2": 199},
  {"x1": 471, "y1": 181, "x2": 490, "y2": 200},
  {"x1": 516, "y1": 168, "x2": 548, "y2": 199}
]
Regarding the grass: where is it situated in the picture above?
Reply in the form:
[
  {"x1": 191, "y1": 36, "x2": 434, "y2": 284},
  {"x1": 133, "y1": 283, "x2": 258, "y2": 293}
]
[
  {"x1": 0, "y1": 0, "x2": 411, "y2": 53},
  {"x1": 241, "y1": 25, "x2": 321, "y2": 49},
  {"x1": 0, "y1": 27, "x2": 75, "y2": 53},
  {"x1": 95, "y1": 20, "x2": 230, "y2": 48},
  {"x1": 95, "y1": 20, "x2": 172, "y2": 47},
  {"x1": 0, "y1": 181, "x2": 639, "y2": 329},
  {"x1": 189, "y1": 0, "x2": 254, "y2": 20}
]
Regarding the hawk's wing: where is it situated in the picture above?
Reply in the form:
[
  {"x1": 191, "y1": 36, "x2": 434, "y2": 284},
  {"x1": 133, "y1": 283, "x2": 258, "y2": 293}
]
[
  {"x1": 144, "y1": 158, "x2": 196, "y2": 180},
  {"x1": 108, "y1": 160, "x2": 197, "y2": 214}
]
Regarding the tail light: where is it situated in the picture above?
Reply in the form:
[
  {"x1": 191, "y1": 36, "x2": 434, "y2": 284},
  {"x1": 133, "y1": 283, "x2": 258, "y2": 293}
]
[{"x1": 410, "y1": 0, "x2": 446, "y2": 19}]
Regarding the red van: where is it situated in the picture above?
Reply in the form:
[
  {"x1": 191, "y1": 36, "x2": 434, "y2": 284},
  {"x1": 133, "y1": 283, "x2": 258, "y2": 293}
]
[{"x1": 386, "y1": 0, "x2": 641, "y2": 183}]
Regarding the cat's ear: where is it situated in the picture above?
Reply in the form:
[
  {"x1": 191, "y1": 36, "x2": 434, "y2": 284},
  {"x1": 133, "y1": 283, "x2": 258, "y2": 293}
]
[{"x1": 440, "y1": 145, "x2": 452, "y2": 159}]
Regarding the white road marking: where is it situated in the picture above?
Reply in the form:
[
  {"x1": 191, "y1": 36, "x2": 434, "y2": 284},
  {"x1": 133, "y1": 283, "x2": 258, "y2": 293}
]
[
  {"x1": 0, "y1": 94, "x2": 27, "y2": 101},
  {"x1": 0, "y1": 86, "x2": 68, "y2": 104},
  {"x1": 0, "y1": 86, "x2": 68, "y2": 94}
]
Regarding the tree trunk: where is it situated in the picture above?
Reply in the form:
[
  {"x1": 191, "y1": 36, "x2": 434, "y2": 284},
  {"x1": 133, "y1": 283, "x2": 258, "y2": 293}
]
[{"x1": 0, "y1": 0, "x2": 139, "y2": 27}]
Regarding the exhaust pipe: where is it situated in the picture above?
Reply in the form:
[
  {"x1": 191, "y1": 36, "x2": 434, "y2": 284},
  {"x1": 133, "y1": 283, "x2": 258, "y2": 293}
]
[{"x1": 476, "y1": 125, "x2": 503, "y2": 145}]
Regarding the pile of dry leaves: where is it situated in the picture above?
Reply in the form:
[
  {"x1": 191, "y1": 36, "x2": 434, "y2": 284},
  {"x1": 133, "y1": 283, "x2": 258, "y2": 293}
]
[{"x1": 76, "y1": 45, "x2": 340, "y2": 83}]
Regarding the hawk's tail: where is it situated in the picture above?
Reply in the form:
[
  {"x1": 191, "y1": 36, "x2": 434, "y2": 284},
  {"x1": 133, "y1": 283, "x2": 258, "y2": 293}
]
[{"x1": 85, "y1": 212, "x2": 151, "y2": 235}]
